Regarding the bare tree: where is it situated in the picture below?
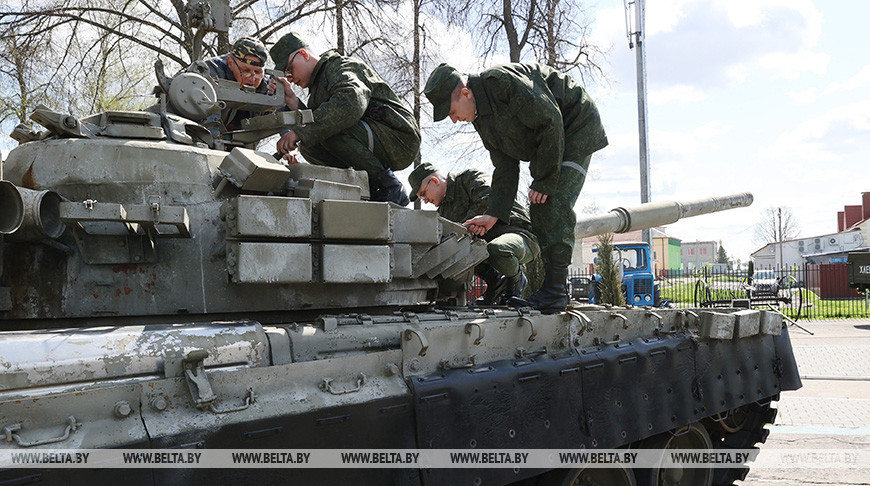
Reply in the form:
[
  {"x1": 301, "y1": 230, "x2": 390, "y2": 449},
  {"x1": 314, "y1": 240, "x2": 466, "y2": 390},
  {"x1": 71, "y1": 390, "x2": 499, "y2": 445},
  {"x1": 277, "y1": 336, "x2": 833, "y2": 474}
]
[
  {"x1": 442, "y1": 0, "x2": 604, "y2": 82},
  {"x1": 0, "y1": 0, "x2": 341, "y2": 149},
  {"x1": 0, "y1": 0, "x2": 333, "y2": 71},
  {"x1": 241, "y1": 0, "x2": 335, "y2": 45},
  {"x1": 755, "y1": 207, "x2": 800, "y2": 244},
  {"x1": 528, "y1": 0, "x2": 605, "y2": 82},
  {"x1": 459, "y1": 0, "x2": 536, "y2": 63},
  {"x1": 1, "y1": 0, "x2": 192, "y2": 67},
  {"x1": 0, "y1": 22, "x2": 58, "y2": 131}
]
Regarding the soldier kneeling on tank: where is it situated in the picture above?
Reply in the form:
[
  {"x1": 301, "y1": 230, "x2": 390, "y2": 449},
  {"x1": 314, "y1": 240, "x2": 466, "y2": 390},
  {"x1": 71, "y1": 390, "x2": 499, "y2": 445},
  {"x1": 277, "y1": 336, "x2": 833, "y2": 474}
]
[
  {"x1": 270, "y1": 32, "x2": 420, "y2": 206},
  {"x1": 409, "y1": 162, "x2": 540, "y2": 305}
]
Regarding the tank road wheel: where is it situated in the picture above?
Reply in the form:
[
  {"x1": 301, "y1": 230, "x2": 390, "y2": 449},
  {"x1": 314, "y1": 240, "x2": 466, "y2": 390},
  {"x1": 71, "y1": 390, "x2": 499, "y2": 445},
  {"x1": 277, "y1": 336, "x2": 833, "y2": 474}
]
[
  {"x1": 694, "y1": 280, "x2": 713, "y2": 308},
  {"x1": 710, "y1": 401, "x2": 777, "y2": 486},
  {"x1": 708, "y1": 405, "x2": 751, "y2": 434},
  {"x1": 536, "y1": 464, "x2": 637, "y2": 486},
  {"x1": 634, "y1": 422, "x2": 714, "y2": 486}
]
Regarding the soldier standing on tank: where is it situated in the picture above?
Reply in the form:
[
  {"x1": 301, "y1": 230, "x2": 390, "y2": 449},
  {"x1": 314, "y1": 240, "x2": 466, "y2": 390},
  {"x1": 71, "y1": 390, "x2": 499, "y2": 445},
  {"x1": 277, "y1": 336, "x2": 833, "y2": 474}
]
[
  {"x1": 202, "y1": 37, "x2": 274, "y2": 139},
  {"x1": 423, "y1": 63, "x2": 608, "y2": 313},
  {"x1": 270, "y1": 32, "x2": 420, "y2": 206},
  {"x1": 409, "y1": 162, "x2": 540, "y2": 305}
]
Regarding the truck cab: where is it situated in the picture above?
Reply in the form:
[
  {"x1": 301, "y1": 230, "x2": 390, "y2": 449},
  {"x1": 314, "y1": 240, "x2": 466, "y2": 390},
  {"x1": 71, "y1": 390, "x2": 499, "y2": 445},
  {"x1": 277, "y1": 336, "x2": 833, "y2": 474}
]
[
  {"x1": 847, "y1": 250, "x2": 870, "y2": 291},
  {"x1": 590, "y1": 241, "x2": 663, "y2": 307}
]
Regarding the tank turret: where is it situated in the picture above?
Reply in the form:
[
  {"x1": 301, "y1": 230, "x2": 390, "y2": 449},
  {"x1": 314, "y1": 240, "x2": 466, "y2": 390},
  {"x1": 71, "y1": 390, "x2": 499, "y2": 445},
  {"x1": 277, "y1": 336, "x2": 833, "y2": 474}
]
[{"x1": 0, "y1": 136, "x2": 487, "y2": 324}]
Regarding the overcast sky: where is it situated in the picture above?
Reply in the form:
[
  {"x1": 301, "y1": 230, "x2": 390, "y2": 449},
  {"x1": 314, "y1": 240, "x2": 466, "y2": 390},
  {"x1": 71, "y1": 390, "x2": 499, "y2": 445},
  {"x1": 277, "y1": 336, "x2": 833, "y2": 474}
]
[
  {"x1": 578, "y1": 0, "x2": 868, "y2": 261},
  {"x1": 409, "y1": 0, "x2": 869, "y2": 262}
]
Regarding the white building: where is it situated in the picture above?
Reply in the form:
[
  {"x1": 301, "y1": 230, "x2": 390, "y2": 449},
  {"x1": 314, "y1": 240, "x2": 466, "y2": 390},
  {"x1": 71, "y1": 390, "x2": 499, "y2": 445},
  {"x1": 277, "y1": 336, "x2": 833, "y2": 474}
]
[
  {"x1": 751, "y1": 192, "x2": 870, "y2": 267},
  {"x1": 751, "y1": 229, "x2": 866, "y2": 267},
  {"x1": 681, "y1": 240, "x2": 718, "y2": 272}
]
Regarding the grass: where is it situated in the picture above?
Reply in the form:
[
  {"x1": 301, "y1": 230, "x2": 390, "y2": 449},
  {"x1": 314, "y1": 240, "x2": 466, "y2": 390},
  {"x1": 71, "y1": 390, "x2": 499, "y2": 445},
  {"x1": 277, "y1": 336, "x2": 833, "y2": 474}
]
[
  {"x1": 658, "y1": 279, "x2": 870, "y2": 320},
  {"x1": 801, "y1": 292, "x2": 870, "y2": 319},
  {"x1": 660, "y1": 279, "x2": 748, "y2": 305}
]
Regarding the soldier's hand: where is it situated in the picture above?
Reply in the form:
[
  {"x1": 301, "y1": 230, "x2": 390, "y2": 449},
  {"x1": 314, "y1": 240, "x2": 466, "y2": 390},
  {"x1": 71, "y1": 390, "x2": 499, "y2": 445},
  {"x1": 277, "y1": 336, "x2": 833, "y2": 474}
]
[
  {"x1": 279, "y1": 78, "x2": 299, "y2": 110},
  {"x1": 463, "y1": 215, "x2": 497, "y2": 236},
  {"x1": 266, "y1": 77, "x2": 277, "y2": 95},
  {"x1": 281, "y1": 153, "x2": 300, "y2": 165},
  {"x1": 529, "y1": 189, "x2": 549, "y2": 204},
  {"x1": 277, "y1": 130, "x2": 300, "y2": 154}
]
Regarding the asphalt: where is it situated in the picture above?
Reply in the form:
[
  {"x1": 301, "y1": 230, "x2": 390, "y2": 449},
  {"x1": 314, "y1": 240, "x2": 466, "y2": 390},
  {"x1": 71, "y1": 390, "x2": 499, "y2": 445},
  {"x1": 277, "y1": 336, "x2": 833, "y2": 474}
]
[{"x1": 737, "y1": 319, "x2": 870, "y2": 486}]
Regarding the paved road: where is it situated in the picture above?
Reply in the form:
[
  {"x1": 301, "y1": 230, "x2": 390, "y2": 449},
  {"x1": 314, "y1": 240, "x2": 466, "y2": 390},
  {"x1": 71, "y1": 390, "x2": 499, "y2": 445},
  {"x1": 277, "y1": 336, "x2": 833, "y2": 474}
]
[{"x1": 737, "y1": 319, "x2": 870, "y2": 486}]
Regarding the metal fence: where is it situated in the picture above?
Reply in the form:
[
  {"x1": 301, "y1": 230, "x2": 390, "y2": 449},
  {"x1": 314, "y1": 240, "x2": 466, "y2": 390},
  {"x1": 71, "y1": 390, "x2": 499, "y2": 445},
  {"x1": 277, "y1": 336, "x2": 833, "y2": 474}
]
[
  {"x1": 567, "y1": 263, "x2": 870, "y2": 321},
  {"x1": 467, "y1": 263, "x2": 869, "y2": 320}
]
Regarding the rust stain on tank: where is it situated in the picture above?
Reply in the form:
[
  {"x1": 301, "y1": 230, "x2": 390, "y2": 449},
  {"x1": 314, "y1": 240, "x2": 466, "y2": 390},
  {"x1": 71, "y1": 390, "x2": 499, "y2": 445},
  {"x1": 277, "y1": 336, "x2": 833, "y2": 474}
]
[
  {"x1": 20, "y1": 164, "x2": 36, "y2": 189},
  {"x1": 112, "y1": 264, "x2": 139, "y2": 275}
]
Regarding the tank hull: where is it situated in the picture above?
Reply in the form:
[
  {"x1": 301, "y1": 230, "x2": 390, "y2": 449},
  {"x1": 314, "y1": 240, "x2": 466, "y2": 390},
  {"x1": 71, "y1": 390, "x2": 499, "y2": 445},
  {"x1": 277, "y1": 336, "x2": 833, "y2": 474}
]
[{"x1": 0, "y1": 306, "x2": 800, "y2": 485}]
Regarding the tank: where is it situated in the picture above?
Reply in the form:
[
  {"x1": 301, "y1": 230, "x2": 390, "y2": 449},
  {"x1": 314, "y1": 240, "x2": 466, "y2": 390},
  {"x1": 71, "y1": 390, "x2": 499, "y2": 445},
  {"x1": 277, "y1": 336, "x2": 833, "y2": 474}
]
[{"x1": 0, "y1": 3, "x2": 801, "y2": 485}]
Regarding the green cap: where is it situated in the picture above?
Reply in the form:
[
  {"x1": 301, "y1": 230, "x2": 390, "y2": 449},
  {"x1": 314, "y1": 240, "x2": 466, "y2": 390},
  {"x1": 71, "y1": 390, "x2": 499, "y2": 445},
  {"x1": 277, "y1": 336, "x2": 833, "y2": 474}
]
[
  {"x1": 407, "y1": 162, "x2": 439, "y2": 201},
  {"x1": 270, "y1": 32, "x2": 309, "y2": 69},
  {"x1": 424, "y1": 63, "x2": 461, "y2": 121},
  {"x1": 231, "y1": 37, "x2": 268, "y2": 67}
]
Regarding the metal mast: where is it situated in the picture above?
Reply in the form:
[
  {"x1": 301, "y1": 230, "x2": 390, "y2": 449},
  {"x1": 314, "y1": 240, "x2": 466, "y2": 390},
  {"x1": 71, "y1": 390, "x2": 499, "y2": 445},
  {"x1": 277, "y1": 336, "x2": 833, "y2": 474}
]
[{"x1": 625, "y1": 0, "x2": 652, "y2": 248}]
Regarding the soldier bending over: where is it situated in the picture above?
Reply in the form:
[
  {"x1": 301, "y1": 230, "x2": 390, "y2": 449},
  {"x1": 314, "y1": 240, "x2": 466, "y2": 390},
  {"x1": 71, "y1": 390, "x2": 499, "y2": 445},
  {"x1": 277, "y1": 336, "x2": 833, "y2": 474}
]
[
  {"x1": 424, "y1": 63, "x2": 608, "y2": 313},
  {"x1": 409, "y1": 162, "x2": 540, "y2": 305}
]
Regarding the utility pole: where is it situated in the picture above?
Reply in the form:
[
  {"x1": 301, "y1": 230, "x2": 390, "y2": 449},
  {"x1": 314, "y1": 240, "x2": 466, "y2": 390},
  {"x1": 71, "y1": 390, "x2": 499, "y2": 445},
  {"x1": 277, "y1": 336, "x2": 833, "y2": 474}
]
[
  {"x1": 625, "y1": 0, "x2": 652, "y2": 249},
  {"x1": 412, "y1": 0, "x2": 422, "y2": 209},
  {"x1": 777, "y1": 207, "x2": 783, "y2": 268}
]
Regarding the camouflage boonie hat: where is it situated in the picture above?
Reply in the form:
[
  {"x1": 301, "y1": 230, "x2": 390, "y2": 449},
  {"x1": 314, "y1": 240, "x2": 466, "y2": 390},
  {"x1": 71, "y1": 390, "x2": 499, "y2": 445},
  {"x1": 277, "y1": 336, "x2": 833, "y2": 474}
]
[
  {"x1": 408, "y1": 162, "x2": 439, "y2": 202},
  {"x1": 231, "y1": 37, "x2": 267, "y2": 67},
  {"x1": 424, "y1": 63, "x2": 461, "y2": 122},
  {"x1": 270, "y1": 32, "x2": 309, "y2": 70}
]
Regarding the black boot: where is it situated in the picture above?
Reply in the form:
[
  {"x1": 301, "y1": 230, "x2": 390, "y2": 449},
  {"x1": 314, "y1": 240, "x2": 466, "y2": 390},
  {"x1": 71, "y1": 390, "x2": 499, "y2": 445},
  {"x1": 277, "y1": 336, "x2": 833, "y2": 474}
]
[
  {"x1": 499, "y1": 269, "x2": 527, "y2": 305},
  {"x1": 526, "y1": 265, "x2": 569, "y2": 314},
  {"x1": 475, "y1": 267, "x2": 507, "y2": 305},
  {"x1": 370, "y1": 169, "x2": 410, "y2": 206}
]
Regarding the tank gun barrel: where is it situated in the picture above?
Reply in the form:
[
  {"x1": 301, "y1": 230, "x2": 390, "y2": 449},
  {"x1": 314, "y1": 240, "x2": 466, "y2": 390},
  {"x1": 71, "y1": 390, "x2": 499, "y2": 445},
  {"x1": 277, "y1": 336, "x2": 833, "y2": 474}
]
[{"x1": 576, "y1": 192, "x2": 753, "y2": 239}]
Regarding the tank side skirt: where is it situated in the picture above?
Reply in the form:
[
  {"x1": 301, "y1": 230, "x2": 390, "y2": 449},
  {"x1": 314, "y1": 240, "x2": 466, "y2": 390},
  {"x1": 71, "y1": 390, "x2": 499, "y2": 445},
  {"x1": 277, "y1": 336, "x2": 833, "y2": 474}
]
[
  {"x1": 773, "y1": 327, "x2": 802, "y2": 392},
  {"x1": 410, "y1": 351, "x2": 586, "y2": 485},
  {"x1": 409, "y1": 326, "x2": 795, "y2": 485},
  {"x1": 149, "y1": 394, "x2": 421, "y2": 486},
  {"x1": 579, "y1": 333, "x2": 698, "y2": 447}
]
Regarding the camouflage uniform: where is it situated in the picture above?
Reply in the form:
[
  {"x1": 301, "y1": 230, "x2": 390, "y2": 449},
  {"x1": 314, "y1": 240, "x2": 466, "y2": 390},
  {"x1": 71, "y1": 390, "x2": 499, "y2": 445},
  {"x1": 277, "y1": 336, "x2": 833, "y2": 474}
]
[
  {"x1": 425, "y1": 63, "x2": 607, "y2": 267},
  {"x1": 435, "y1": 169, "x2": 540, "y2": 278},
  {"x1": 202, "y1": 54, "x2": 270, "y2": 138},
  {"x1": 291, "y1": 50, "x2": 420, "y2": 179},
  {"x1": 202, "y1": 38, "x2": 271, "y2": 140}
]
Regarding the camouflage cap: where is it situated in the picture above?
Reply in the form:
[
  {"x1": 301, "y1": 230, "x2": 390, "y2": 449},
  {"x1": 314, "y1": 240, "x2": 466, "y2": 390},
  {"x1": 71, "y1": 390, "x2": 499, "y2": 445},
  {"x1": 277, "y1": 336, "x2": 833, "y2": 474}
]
[
  {"x1": 231, "y1": 37, "x2": 267, "y2": 67},
  {"x1": 424, "y1": 63, "x2": 461, "y2": 122},
  {"x1": 408, "y1": 162, "x2": 439, "y2": 201},
  {"x1": 270, "y1": 32, "x2": 309, "y2": 70}
]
